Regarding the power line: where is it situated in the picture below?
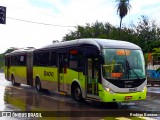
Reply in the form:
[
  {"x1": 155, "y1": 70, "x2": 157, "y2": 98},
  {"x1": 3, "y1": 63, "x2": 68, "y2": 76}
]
[
  {"x1": 0, "y1": 3, "x2": 86, "y2": 24},
  {"x1": 7, "y1": 17, "x2": 76, "y2": 27}
]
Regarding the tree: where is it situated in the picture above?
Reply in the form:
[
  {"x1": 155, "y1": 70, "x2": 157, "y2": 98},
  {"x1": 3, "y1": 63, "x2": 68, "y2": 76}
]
[
  {"x1": 4, "y1": 47, "x2": 16, "y2": 54},
  {"x1": 63, "y1": 17, "x2": 160, "y2": 53},
  {"x1": 0, "y1": 48, "x2": 16, "y2": 71},
  {"x1": 133, "y1": 16, "x2": 160, "y2": 52},
  {"x1": 152, "y1": 48, "x2": 160, "y2": 72},
  {"x1": 152, "y1": 48, "x2": 160, "y2": 61},
  {"x1": 0, "y1": 53, "x2": 4, "y2": 71},
  {"x1": 116, "y1": 0, "x2": 131, "y2": 38},
  {"x1": 63, "y1": 22, "x2": 113, "y2": 41}
]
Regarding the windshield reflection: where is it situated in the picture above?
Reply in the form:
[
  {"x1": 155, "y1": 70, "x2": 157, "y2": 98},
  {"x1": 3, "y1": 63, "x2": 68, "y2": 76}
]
[{"x1": 102, "y1": 49, "x2": 146, "y2": 80}]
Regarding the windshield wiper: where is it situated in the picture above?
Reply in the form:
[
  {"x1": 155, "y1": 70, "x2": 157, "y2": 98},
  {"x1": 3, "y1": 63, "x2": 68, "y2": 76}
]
[
  {"x1": 131, "y1": 68, "x2": 140, "y2": 80},
  {"x1": 125, "y1": 59, "x2": 130, "y2": 79},
  {"x1": 126, "y1": 59, "x2": 140, "y2": 80}
]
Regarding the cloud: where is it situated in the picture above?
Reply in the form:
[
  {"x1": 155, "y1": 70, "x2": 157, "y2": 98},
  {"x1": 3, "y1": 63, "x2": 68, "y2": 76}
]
[
  {"x1": 58, "y1": 0, "x2": 117, "y2": 25},
  {"x1": 0, "y1": 0, "x2": 76, "y2": 53},
  {"x1": 124, "y1": 0, "x2": 160, "y2": 22}
]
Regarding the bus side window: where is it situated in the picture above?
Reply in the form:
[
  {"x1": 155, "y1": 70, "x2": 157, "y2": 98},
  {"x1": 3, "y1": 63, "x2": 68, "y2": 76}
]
[
  {"x1": 12, "y1": 55, "x2": 18, "y2": 66},
  {"x1": 34, "y1": 52, "x2": 50, "y2": 66},
  {"x1": 50, "y1": 52, "x2": 57, "y2": 67},
  {"x1": 33, "y1": 53, "x2": 38, "y2": 66},
  {"x1": 69, "y1": 49, "x2": 83, "y2": 71},
  {"x1": 5, "y1": 57, "x2": 10, "y2": 68},
  {"x1": 19, "y1": 55, "x2": 26, "y2": 66}
]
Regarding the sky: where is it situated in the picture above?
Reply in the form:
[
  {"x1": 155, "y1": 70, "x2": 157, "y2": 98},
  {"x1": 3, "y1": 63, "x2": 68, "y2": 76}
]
[{"x1": 0, "y1": 0, "x2": 160, "y2": 53}]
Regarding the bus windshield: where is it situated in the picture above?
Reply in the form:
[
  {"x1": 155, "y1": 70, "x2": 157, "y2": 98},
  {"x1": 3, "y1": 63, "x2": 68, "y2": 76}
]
[{"x1": 102, "y1": 49, "x2": 146, "y2": 80}]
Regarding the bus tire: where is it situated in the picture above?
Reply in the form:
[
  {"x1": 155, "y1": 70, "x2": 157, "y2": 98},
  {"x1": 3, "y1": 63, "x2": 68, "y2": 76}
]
[
  {"x1": 35, "y1": 78, "x2": 42, "y2": 92},
  {"x1": 11, "y1": 75, "x2": 20, "y2": 86},
  {"x1": 73, "y1": 85, "x2": 83, "y2": 102},
  {"x1": 11, "y1": 75, "x2": 16, "y2": 86}
]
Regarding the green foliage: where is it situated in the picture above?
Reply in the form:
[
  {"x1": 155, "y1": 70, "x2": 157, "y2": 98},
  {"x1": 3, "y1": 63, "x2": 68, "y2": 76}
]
[
  {"x1": 132, "y1": 16, "x2": 160, "y2": 52},
  {"x1": 156, "y1": 67, "x2": 160, "y2": 73},
  {"x1": 144, "y1": 53, "x2": 149, "y2": 67},
  {"x1": 4, "y1": 48, "x2": 15, "y2": 54},
  {"x1": 63, "y1": 16, "x2": 160, "y2": 54},
  {"x1": 0, "y1": 54, "x2": 4, "y2": 71},
  {"x1": 152, "y1": 48, "x2": 160, "y2": 60},
  {"x1": 63, "y1": 21, "x2": 116, "y2": 41},
  {"x1": 0, "y1": 48, "x2": 15, "y2": 71}
]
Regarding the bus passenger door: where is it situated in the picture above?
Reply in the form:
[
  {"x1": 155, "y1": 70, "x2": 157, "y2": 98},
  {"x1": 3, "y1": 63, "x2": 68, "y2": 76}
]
[
  {"x1": 58, "y1": 53, "x2": 67, "y2": 92},
  {"x1": 86, "y1": 58, "x2": 99, "y2": 98}
]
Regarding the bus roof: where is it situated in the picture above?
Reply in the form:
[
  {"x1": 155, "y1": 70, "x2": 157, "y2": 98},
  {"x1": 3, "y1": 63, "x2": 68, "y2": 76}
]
[
  {"x1": 6, "y1": 39, "x2": 141, "y2": 55},
  {"x1": 37, "y1": 38, "x2": 141, "y2": 51},
  {"x1": 5, "y1": 47, "x2": 35, "y2": 56},
  {"x1": 94, "y1": 39, "x2": 141, "y2": 49}
]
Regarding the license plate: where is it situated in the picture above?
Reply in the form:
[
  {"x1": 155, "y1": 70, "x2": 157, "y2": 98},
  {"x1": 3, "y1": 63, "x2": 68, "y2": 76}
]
[{"x1": 125, "y1": 96, "x2": 132, "y2": 100}]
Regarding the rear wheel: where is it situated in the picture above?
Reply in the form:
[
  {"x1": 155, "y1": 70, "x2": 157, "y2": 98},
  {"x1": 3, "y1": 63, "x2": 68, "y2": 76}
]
[
  {"x1": 11, "y1": 75, "x2": 20, "y2": 86},
  {"x1": 11, "y1": 75, "x2": 16, "y2": 86},
  {"x1": 73, "y1": 85, "x2": 83, "y2": 102},
  {"x1": 35, "y1": 78, "x2": 42, "y2": 92}
]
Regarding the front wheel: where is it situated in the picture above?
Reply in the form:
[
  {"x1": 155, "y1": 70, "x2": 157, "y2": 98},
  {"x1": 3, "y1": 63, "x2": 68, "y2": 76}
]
[{"x1": 73, "y1": 85, "x2": 83, "y2": 102}]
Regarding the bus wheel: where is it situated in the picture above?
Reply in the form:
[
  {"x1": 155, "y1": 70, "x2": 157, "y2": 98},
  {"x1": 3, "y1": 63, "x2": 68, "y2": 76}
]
[
  {"x1": 73, "y1": 85, "x2": 83, "y2": 102},
  {"x1": 11, "y1": 76, "x2": 16, "y2": 86},
  {"x1": 11, "y1": 76, "x2": 20, "y2": 86},
  {"x1": 35, "y1": 79, "x2": 42, "y2": 92}
]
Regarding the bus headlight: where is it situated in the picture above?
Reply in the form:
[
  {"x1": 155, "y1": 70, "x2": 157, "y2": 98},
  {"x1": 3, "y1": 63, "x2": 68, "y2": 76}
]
[
  {"x1": 106, "y1": 87, "x2": 110, "y2": 92},
  {"x1": 141, "y1": 86, "x2": 147, "y2": 92},
  {"x1": 104, "y1": 86, "x2": 114, "y2": 94}
]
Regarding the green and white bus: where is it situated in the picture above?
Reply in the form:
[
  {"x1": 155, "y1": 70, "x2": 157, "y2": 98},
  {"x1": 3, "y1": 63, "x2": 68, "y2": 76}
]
[{"x1": 5, "y1": 38, "x2": 147, "y2": 102}]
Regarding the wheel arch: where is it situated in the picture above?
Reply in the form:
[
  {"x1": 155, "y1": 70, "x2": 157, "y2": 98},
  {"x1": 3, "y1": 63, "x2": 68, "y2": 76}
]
[
  {"x1": 11, "y1": 73, "x2": 15, "y2": 81},
  {"x1": 10, "y1": 73, "x2": 20, "y2": 86},
  {"x1": 34, "y1": 75, "x2": 43, "y2": 92},
  {"x1": 34, "y1": 75, "x2": 40, "y2": 86},
  {"x1": 71, "y1": 80, "x2": 84, "y2": 98}
]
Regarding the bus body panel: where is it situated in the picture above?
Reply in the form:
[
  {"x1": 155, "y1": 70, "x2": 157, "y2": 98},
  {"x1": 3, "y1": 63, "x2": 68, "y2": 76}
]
[
  {"x1": 33, "y1": 67, "x2": 86, "y2": 95},
  {"x1": 10, "y1": 66, "x2": 27, "y2": 84},
  {"x1": 102, "y1": 77, "x2": 147, "y2": 93},
  {"x1": 98, "y1": 84, "x2": 147, "y2": 102},
  {"x1": 4, "y1": 66, "x2": 10, "y2": 81},
  {"x1": 33, "y1": 67, "x2": 58, "y2": 91},
  {"x1": 4, "y1": 39, "x2": 147, "y2": 103}
]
